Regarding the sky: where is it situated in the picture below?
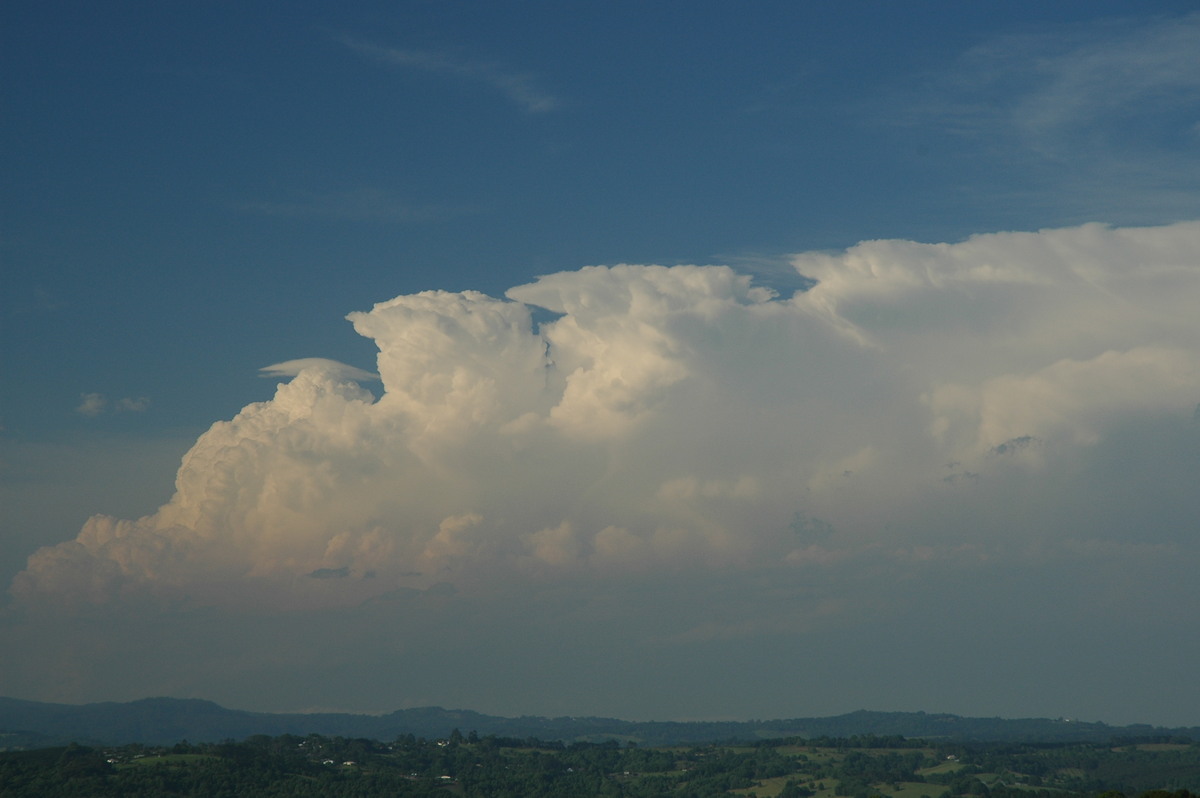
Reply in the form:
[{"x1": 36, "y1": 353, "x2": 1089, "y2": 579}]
[{"x1": 2, "y1": 1, "x2": 1200, "y2": 728}]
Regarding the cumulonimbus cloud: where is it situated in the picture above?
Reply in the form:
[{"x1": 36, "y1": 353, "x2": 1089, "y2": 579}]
[{"x1": 13, "y1": 221, "x2": 1200, "y2": 609}]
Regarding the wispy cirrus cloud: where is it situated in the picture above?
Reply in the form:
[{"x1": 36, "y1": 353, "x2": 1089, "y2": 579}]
[
  {"x1": 996, "y1": 14, "x2": 1199, "y2": 151},
  {"x1": 339, "y1": 35, "x2": 558, "y2": 114},
  {"x1": 910, "y1": 11, "x2": 1200, "y2": 157},
  {"x1": 878, "y1": 11, "x2": 1200, "y2": 225}
]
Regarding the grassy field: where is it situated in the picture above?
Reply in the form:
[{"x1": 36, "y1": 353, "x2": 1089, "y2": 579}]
[
  {"x1": 917, "y1": 760, "x2": 964, "y2": 776},
  {"x1": 721, "y1": 744, "x2": 959, "y2": 798},
  {"x1": 119, "y1": 753, "x2": 218, "y2": 767},
  {"x1": 731, "y1": 775, "x2": 950, "y2": 798},
  {"x1": 1116, "y1": 743, "x2": 1193, "y2": 752}
]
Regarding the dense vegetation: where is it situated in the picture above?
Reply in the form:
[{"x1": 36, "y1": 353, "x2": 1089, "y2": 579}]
[{"x1": 1, "y1": 731, "x2": 1198, "y2": 797}]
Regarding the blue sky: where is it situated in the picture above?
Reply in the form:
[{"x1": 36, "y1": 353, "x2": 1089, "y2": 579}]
[
  {"x1": 2, "y1": 2, "x2": 1200, "y2": 726},
  {"x1": 5, "y1": 1, "x2": 1198, "y2": 435}
]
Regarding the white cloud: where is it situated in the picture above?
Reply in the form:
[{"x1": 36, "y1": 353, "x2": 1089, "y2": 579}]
[
  {"x1": 14, "y1": 221, "x2": 1200, "y2": 613},
  {"x1": 75, "y1": 393, "x2": 107, "y2": 417},
  {"x1": 115, "y1": 397, "x2": 151, "y2": 412},
  {"x1": 75, "y1": 393, "x2": 150, "y2": 417},
  {"x1": 259, "y1": 358, "x2": 379, "y2": 383}
]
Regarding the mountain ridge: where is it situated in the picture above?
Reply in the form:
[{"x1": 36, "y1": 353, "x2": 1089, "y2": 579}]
[{"x1": 1, "y1": 696, "x2": 1196, "y2": 749}]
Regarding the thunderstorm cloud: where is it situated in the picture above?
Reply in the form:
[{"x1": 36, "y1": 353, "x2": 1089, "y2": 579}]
[{"x1": 14, "y1": 221, "x2": 1200, "y2": 615}]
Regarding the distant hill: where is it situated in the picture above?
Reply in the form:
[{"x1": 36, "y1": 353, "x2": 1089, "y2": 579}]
[{"x1": 0, "y1": 696, "x2": 1195, "y2": 749}]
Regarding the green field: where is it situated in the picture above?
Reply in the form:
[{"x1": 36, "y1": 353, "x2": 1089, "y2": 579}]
[{"x1": 1, "y1": 732, "x2": 1197, "y2": 797}]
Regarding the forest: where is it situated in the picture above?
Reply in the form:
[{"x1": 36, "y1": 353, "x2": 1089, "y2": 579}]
[{"x1": 1, "y1": 730, "x2": 1198, "y2": 797}]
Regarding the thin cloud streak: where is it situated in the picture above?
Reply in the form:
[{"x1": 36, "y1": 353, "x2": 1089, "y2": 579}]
[
  {"x1": 259, "y1": 358, "x2": 379, "y2": 383},
  {"x1": 340, "y1": 36, "x2": 558, "y2": 114},
  {"x1": 236, "y1": 188, "x2": 466, "y2": 223}
]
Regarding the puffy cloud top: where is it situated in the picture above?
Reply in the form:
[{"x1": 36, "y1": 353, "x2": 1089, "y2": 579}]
[{"x1": 12, "y1": 222, "x2": 1200, "y2": 609}]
